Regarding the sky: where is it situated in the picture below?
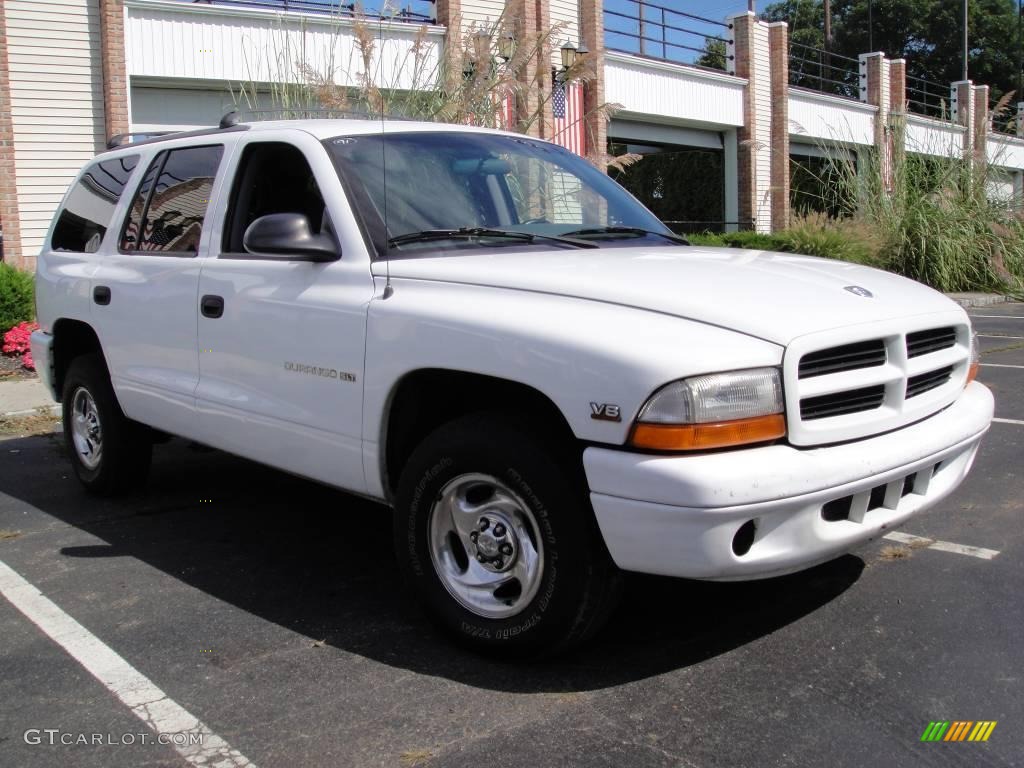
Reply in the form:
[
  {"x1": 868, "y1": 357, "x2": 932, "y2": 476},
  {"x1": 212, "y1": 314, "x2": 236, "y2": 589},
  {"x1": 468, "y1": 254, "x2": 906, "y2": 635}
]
[{"x1": 604, "y1": 1, "x2": 756, "y2": 66}]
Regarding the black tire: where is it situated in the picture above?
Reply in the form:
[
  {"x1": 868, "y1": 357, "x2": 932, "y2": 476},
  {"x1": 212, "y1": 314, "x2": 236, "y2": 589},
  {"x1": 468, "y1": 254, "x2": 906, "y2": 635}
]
[
  {"x1": 61, "y1": 353, "x2": 152, "y2": 495},
  {"x1": 394, "y1": 413, "x2": 621, "y2": 657}
]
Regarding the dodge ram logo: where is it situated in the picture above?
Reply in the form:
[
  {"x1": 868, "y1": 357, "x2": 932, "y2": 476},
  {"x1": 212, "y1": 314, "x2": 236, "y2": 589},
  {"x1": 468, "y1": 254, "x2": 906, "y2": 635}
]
[{"x1": 844, "y1": 285, "x2": 873, "y2": 298}]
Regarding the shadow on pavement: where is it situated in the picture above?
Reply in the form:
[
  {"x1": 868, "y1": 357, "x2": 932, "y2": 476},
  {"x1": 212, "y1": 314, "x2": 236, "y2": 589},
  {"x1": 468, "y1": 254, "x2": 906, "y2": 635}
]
[{"x1": 1, "y1": 432, "x2": 863, "y2": 692}]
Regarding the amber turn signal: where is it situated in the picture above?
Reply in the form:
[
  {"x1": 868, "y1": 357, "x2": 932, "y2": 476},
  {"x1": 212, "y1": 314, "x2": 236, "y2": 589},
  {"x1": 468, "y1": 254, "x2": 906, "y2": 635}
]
[
  {"x1": 967, "y1": 359, "x2": 980, "y2": 384},
  {"x1": 630, "y1": 413, "x2": 787, "y2": 451}
]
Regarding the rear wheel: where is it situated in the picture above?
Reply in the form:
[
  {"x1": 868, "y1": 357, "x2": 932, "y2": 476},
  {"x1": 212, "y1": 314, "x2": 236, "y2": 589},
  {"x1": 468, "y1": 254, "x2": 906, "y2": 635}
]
[
  {"x1": 394, "y1": 413, "x2": 620, "y2": 657},
  {"x1": 62, "y1": 354, "x2": 152, "y2": 495}
]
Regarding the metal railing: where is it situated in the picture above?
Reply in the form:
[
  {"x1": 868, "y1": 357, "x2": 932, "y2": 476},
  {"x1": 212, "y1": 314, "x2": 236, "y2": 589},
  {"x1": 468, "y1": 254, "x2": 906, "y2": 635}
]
[
  {"x1": 990, "y1": 95, "x2": 1019, "y2": 136},
  {"x1": 788, "y1": 41, "x2": 860, "y2": 100},
  {"x1": 905, "y1": 74, "x2": 949, "y2": 120},
  {"x1": 175, "y1": 0, "x2": 436, "y2": 23},
  {"x1": 604, "y1": 0, "x2": 733, "y2": 71}
]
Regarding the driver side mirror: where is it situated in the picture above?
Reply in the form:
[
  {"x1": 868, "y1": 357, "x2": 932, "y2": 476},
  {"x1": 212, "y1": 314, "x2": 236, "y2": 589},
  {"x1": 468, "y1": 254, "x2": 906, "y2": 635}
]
[{"x1": 243, "y1": 212, "x2": 339, "y2": 262}]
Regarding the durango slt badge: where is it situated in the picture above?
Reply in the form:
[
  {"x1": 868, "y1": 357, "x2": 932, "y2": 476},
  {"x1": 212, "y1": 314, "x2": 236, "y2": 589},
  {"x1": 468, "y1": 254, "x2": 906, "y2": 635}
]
[
  {"x1": 284, "y1": 361, "x2": 356, "y2": 382},
  {"x1": 844, "y1": 285, "x2": 874, "y2": 298}
]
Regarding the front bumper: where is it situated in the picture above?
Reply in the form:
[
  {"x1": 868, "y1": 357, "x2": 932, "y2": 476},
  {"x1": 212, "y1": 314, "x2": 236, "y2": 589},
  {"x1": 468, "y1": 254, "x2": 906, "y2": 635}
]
[
  {"x1": 584, "y1": 382, "x2": 994, "y2": 580},
  {"x1": 29, "y1": 330, "x2": 58, "y2": 402}
]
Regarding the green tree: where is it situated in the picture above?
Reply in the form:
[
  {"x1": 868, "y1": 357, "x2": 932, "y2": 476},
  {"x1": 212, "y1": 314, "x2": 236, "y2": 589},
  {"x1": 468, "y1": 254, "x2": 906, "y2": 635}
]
[
  {"x1": 762, "y1": 0, "x2": 1021, "y2": 102},
  {"x1": 696, "y1": 38, "x2": 727, "y2": 70}
]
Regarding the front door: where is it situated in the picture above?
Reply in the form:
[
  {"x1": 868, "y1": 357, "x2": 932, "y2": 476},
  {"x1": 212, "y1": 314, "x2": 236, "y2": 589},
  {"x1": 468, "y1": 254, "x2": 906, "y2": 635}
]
[{"x1": 193, "y1": 133, "x2": 374, "y2": 493}]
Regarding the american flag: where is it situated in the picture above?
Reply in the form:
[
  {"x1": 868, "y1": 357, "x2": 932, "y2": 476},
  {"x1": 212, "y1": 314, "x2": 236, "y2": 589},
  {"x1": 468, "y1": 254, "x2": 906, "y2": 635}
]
[{"x1": 551, "y1": 81, "x2": 585, "y2": 156}]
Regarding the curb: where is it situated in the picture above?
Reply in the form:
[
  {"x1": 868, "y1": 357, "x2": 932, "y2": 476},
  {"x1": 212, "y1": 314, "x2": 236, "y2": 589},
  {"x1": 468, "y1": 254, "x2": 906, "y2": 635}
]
[
  {"x1": 1, "y1": 405, "x2": 61, "y2": 419},
  {"x1": 946, "y1": 293, "x2": 1013, "y2": 308}
]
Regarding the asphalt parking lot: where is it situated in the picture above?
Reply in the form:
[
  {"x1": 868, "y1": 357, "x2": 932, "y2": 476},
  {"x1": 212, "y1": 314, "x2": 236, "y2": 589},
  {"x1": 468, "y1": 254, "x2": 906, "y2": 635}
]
[{"x1": 1, "y1": 303, "x2": 1022, "y2": 768}]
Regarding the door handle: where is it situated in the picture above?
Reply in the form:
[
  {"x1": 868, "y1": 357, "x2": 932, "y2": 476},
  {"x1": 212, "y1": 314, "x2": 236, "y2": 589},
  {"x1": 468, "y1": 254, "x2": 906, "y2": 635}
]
[
  {"x1": 93, "y1": 285, "x2": 111, "y2": 306},
  {"x1": 201, "y1": 294, "x2": 224, "y2": 319}
]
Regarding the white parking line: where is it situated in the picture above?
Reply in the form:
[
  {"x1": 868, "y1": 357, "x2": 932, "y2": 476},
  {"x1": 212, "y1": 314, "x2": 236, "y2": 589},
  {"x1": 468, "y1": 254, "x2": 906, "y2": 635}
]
[
  {"x1": 993, "y1": 417, "x2": 1024, "y2": 426},
  {"x1": 883, "y1": 532, "x2": 1000, "y2": 560},
  {"x1": 981, "y1": 363, "x2": 1024, "y2": 369},
  {"x1": 970, "y1": 314, "x2": 1024, "y2": 319},
  {"x1": 978, "y1": 334, "x2": 1024, "y2": 340},
  {"x1": 0, "y1": 559, "x2": 258, "y2": 768}
]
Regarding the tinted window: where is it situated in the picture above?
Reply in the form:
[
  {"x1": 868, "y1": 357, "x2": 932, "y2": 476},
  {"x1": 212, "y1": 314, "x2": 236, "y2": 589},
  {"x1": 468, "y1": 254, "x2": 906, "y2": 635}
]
[
  {"x1": 51, "y1": 155, "x2": 139, "y2": 252},
  {"x1": 121, "y1": 145, "x2": 223, "y2": 254},
  {"x1": 222, "y1": 142, "x2": 326, "y2": 254}
]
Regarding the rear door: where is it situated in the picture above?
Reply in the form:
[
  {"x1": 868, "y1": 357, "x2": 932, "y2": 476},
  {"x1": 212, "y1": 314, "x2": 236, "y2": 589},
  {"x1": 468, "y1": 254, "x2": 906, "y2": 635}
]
[
  {"x1": 91, "y1": 142, "x2": 230, "y2": 437},
  {"x1": 193, "y1": 130, "x2": 375, "y2": 493}
]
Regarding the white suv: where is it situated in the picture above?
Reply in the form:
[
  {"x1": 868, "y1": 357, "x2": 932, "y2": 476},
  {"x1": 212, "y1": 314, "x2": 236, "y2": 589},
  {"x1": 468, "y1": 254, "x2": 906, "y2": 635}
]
[{"x1": 31, "y1": 119, "x2": 993, "y2": 655}]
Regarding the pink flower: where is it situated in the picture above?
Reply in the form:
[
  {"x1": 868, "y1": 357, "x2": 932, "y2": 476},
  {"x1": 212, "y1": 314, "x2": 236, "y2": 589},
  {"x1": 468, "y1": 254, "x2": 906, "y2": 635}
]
[{"x1": 3, "y1": 321, "x2": 38, "y2": 370}]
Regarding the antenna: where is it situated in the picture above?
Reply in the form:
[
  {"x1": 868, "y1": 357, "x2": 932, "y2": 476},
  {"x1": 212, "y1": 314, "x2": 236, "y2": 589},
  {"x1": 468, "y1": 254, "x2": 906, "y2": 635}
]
[{"x1": 379, "y1": 5, "x2": 393, "y2": 299}]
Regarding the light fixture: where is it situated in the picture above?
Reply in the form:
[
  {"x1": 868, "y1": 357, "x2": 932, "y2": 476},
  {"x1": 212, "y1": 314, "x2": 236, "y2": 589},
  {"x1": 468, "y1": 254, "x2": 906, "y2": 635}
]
[
  {"x1": 560, "y1": 40, "x2": 578, "y2": 70},
  {"x1": 497, "y1": 32, "x2": 515, "y2": 62}
]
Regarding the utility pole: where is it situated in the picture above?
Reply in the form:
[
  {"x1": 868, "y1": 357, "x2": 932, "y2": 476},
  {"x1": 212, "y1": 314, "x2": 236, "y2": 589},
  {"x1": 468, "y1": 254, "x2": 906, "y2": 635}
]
[
  {"x1": 868, "y1": 0, "x2": 874, "y2": 52},
  {"x1": 824, "y1": 0, "x2": 832, "y2": 52},
  {"x1": 962, "y1": 0, "x2": 969, "y2": 81}
]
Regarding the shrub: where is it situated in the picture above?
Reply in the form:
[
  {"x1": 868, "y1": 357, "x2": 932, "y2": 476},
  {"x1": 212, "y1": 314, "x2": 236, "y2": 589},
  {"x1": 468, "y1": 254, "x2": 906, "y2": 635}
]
[
  {"x1": 0, "y1": 263, "x2": 34, "y2": 333},
  {"x1": 2, "y1": 320, "x2": 37, "y2": 371}
]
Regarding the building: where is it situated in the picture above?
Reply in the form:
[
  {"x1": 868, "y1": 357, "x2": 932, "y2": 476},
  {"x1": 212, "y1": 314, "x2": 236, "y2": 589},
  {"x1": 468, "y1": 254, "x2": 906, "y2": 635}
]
[{"x1": 2, "y1": 0, "x2": 1023, "y2": 269}]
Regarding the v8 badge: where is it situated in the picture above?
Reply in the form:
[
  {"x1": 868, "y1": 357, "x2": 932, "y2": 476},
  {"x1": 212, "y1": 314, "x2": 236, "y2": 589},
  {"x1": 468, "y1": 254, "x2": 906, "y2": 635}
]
[{"x1": 590, "y1": 402, "x2": 622, "y2": 422}]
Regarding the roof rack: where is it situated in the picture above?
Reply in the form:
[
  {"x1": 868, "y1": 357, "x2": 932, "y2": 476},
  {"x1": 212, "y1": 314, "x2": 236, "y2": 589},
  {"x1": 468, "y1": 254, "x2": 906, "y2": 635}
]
[{"x1": 106, "y1": 131, "x2": 176, "y2": 149}]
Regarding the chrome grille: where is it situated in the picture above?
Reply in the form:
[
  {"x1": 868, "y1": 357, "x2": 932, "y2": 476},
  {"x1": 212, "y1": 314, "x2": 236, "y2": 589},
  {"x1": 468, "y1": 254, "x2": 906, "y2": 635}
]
[
  {"x1": 907, "y1": 326, "x2": 956, "y2": 358},
  {"x1": 785, "y1": 318, "x2": 971, "y2": 446},
  {"x1": 800, "y1": 385, "x2": 886, "y2": 421},
  {"x1": 906, "y1": 365, "x2": 953, "y2": 399},
  {"x1": 798, "y1": 340, "x2": 886, "y2": 379}
]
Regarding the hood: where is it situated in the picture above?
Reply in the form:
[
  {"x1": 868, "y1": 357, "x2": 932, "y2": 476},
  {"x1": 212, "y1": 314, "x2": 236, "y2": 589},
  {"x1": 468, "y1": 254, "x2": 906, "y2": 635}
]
[{"x1": 375, "y1": 245, "x2": 963, "y2": 345}]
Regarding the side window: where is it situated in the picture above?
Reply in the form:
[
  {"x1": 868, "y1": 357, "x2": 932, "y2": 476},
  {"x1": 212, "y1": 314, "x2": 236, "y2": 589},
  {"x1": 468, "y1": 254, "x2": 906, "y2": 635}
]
[
  {"x1": 222, "y1": 142, "x2": 326, "y2": 254},
  {"x1": 51, "y1": 155, "x2": 139, "y2": 252},
  {"x1": 120, "y1": 145, "x2": 223, "y2": 255}
]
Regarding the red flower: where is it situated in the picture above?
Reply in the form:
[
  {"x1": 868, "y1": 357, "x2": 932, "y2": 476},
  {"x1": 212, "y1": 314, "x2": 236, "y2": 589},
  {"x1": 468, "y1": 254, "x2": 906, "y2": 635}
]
[{"x1": 2, "y1": 321, "x2": 38, "y2": 370}]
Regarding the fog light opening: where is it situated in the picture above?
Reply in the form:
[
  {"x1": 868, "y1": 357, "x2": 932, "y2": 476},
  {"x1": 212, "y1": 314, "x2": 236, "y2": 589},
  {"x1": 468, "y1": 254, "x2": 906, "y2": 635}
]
[{"x1": 732, "y1": 519, "x2": 757, "y2": 557}]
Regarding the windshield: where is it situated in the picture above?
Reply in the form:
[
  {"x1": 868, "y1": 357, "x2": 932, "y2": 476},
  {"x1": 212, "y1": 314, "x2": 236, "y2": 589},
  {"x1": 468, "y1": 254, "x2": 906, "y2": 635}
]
[{"x1": 324, "y1": 131, "x2": 674, "y2": 255}]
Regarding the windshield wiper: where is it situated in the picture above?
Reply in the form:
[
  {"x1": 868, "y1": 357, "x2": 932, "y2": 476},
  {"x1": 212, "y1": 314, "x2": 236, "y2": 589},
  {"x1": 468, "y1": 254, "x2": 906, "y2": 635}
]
[
  {"x1": 560, "y1": 226, "x2": 690, "y2": 245},
  {"x1": 388, "y1": 227, "x2": 598, "y2": 249}
]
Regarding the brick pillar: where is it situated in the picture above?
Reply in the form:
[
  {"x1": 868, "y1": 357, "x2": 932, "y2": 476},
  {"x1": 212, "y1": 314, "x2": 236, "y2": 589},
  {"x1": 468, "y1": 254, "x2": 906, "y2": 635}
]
[
  {"x1": 860, "y1": 53, "x2": 890, "y2": 151},
  {"x1": 767, "y1": 22, "x2": 789, "y2": 230},
  {"x1": 579, "y1": 0, "x2": 606, "y2": 167},
  {"x1": 0, "y1": 0, "x2": 24, "y2": 266},
  {"x1": 536, "y1": 0, "x2": 554, "y2": 141},
  {"x1": 435, "y1": 0, "x2": 463, "y2": 91},
  {"x1": 888, "y1": 58, "x2": 906, "y2": 115},
  {"x1": 510, "y1": 0, "x2": 541, "y2": 137},
  {"x1": 728, "y1": 11, "x2": 772, "y2": 233},
  {"x1": 952, "y1": 80, "x2": 974, "y2": 155},
  {"x1": 972, "y1": 84, "x2": 989, "y2": 166},
  {"x1": 99, "y1": 0, "x2": 129, "y2": 140}
]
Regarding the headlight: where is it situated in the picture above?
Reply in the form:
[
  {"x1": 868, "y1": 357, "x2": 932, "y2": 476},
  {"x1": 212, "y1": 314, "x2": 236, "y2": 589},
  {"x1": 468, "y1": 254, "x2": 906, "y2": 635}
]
[
  {"x1": 630, "y1": 367, "x2": 786, "y2": 451},
  {"x1": 967, "y1": 330, "x2": 980, "y2": 384}
]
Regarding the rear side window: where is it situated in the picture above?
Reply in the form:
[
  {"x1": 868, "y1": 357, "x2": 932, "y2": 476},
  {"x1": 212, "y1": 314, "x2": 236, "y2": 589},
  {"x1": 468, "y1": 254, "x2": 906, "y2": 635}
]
[
  {"x1": 121, "y1": 145, "x2": 223, "y2": 255},
  {"x1": 51, "y1": 155, "x2": 139, "y2": 252}
]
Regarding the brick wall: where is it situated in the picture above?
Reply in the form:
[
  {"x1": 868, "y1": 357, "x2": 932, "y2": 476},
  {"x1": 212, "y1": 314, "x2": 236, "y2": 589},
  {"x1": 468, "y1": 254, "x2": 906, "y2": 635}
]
[
  {"x1": 0, "y1": 1, "x2": 24, "y2": 266},
  {"x1": 100, "y1": 0, "x2": 129, "y2": 140},
  {"x1": 579, "y1": 0, "x2": 606, "y2": 166}
]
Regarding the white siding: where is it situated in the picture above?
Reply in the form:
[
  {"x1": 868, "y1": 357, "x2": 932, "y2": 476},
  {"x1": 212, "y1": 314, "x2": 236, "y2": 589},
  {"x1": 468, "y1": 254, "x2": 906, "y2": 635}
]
[
  {"x1": 549, "y1": 0, "x2": 579, "y2": 65},
  {"x1": 988, "y1": 133, "x2": 1024, "y2": 170},
  {"x1": 460, "y1": 0, "x2": 508, "y2": 35},
  {"x1": 788, "y1": 90, "x2": 876, "y2": 147},
  {"x1": 126, "y1": 1, "x2": 443, "y2": 91},
  {"x1": 604, "y1": 52, "x2": 746, "y2": 127},
  {"x1": 5, "y1": 0, "x2": 106, "y2": 259},
  {"x1": 904, "y1": 115, "x2": 964, "y2": 158}
]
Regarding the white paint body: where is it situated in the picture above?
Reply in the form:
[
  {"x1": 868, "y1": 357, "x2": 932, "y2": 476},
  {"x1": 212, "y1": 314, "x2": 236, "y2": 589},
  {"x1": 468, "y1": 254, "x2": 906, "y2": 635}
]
[{"x1": 33, "y1": 121, "x2": 993, "y2": 581}]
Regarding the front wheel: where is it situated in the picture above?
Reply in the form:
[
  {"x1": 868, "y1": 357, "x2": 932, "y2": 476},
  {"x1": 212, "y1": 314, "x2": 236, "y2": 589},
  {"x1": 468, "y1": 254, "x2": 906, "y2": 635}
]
[{"x1": 394, "y1": 413, "x2": 620, "y2": 657}]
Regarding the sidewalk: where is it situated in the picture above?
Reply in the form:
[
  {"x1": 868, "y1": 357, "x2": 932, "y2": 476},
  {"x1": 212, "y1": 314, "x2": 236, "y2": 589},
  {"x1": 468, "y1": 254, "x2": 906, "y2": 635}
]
[{"x1": 0, "y1": 377, "x2": 57, "y2": 417}]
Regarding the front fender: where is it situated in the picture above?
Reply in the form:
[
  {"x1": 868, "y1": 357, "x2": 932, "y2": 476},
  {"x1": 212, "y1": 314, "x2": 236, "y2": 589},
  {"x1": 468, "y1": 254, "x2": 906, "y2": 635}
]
[{"x1": 362, "y1": 278, "x2": 782, "y2": 496}]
